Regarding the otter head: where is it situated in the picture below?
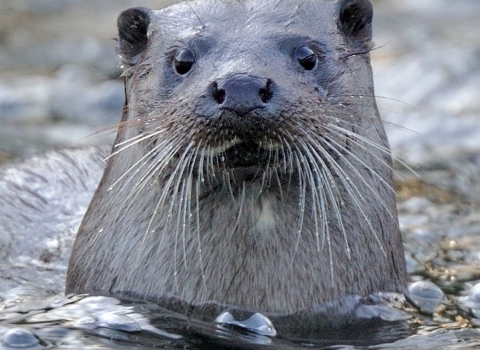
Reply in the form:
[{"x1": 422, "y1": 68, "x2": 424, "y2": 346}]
[{"x1": 67, "y1": 0, "x2": 406, "y2": 316}]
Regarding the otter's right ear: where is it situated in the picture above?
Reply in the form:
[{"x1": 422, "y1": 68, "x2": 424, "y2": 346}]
[{"x1": 117, "y1": 7, "x2": 151, "y2": 65}]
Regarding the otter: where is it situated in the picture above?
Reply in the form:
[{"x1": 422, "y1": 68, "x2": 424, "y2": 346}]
[{"x1": 64, "y1": 0, "x2": 407, "y2": 314}]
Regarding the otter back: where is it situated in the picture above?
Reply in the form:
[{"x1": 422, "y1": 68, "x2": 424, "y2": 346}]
[{"x1": 66, "y1": 0, "x2": 407, "y2": 315}]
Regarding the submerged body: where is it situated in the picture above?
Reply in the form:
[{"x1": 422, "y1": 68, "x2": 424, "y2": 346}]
[{"x1": 0, "y1": 0, "x2": 406, "y2": 316}]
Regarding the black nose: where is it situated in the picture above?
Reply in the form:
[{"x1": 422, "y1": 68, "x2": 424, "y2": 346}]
[{"x1": 212, "y1": 74, "x2": 273, "y2": 116}]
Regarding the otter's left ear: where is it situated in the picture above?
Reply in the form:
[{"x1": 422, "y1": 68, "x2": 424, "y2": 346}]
[{"x1": 338, "y1": 0, "x2": 373, "y2": 41}]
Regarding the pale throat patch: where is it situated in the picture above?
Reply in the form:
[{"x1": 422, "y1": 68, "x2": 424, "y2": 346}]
[{"x1": 254, "y1": 197, "x2": 276, "y2": 233}]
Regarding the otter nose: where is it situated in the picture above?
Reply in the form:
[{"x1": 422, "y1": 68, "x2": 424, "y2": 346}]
[{"x1": 213, "y1": 75, "x2": 273, "y2": 116}]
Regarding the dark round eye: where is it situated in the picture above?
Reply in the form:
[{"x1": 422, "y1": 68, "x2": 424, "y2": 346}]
[
  {"x1": 294, "y1": 45, "x2": 317, "y2": 71},
  {"x1": 174, "y1": 48, "x2": 195, "y2": 75}
]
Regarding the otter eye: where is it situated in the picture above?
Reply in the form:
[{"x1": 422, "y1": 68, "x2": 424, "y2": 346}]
[
  {"x1": 174, "y1": 48, "x2": 195, "y2": 75},
  {"x1": 294, "y1": 45, "x2": 317, "y2": 71}
]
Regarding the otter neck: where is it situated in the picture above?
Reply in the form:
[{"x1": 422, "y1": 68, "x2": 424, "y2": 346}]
[{"x1": 85, "y1": 148, "x2": 378, "y2": 313}]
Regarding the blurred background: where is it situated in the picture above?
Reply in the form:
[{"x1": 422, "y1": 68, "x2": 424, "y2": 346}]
[{"x1": 0, "y1": 0, "x2": 479, "y2": 168}]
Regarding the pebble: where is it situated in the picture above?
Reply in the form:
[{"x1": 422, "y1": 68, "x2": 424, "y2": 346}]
[
  {"x1": 408, "y1": 281, "x2": 447, "y2": 314},
  {"x1": 0, "y1": 328, "x2": 39, "y2": 349},
  {"x1": 458, "y1": 283, "x2": 480, "y2": 319}
]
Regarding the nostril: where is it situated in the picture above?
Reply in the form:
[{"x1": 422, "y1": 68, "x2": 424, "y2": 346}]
[
  {"x1": 213, "y1": 82, "x2": 226, "y2": 104},
  {"x1": 259, "y1": 79, "x2": 273, "y2": 104}
]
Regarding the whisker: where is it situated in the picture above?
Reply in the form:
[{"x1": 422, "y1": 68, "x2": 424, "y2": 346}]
[
  {"x1": 328, "y1": 123, "x2": 418, "y2": 178},
  {"x1": 300, "y1": 140, "x2": 348, "y2": 279},
  {"x1": 318, "y1": 114, "x2": 416, "y2": 180},
  {"x1": 108, "y1": 137, "x2": 170, "y2": 189},
  {"x1": 195, "y1": 143, "x2": 208, "y2": 293},
  {"x1": 290, "y1": 152, "x2": 307, "y2": 265},
  {"x1": 294, "y1": 132, "x2": 351, "y2": 262},
  {"x1": 110, "y1": 137, "x2": 184, "y2": 227},
  {"x1": 325, "y1": 126, "x2": 396, "y2": 193},
  {"x1": 321, "y1": 131, "x2": 398, "y2": 223},
  {"x1": 227, "y1": 180, "x2": 246, "y2": 241},
  {"x1": 302, "y1": 133, "x2": 388, "y2": 257}
]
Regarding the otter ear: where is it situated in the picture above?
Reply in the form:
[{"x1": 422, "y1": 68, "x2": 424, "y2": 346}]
[
  {"x1": 338, "y1": 0, "x2": 373, "y2": 41},
  {"x1": 117, "y1": 7, "x2": 151, "y2": 65}
]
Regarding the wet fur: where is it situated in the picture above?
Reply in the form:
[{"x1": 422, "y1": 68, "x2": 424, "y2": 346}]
[{"x1": 67, "y1": 0, "x2": 406, "y2": 314}]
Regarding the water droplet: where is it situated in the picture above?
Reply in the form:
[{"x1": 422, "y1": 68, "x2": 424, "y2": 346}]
[{"x1": 214, "y1": 311, "x2": 276, "y2": 337}]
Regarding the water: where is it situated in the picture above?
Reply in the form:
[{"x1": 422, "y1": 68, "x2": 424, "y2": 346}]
[
  {"x1": 1, "y1": 289, "x2": 480, "y2": 349},
  {"x1": 0, "y1": 293, "x2": 415, "y2": 349}
]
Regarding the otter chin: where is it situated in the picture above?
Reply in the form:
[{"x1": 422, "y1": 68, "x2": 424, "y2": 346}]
[{"x1": 66, "y1": 0, "x2": 407, "y2": 315}]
